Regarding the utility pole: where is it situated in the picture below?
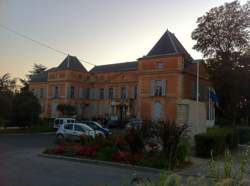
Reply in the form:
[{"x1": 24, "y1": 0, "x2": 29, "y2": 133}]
[{"x1": 196, "y1": 61, "x2": 200, "y2": 134}]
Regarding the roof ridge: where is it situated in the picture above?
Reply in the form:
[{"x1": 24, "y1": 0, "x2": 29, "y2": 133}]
[
  {"x1": 95, "y1": 61, "x2": 137, "y2": 67},
  {"x1": 167, "y1": 31, "x2": 178, "y2": 53}
]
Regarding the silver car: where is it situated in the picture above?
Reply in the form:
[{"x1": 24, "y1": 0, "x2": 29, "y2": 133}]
[{"x1": 56, "y1": 123, "x2": 104, "y2": 140}]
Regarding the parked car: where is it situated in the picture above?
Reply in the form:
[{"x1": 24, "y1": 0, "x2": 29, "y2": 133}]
[
  {"x1": 56, "y1": 123, "x2": 105, "y2": 140},
  {"x1": 107, "y1": 119, "x2": 121, "y2": 128},
  {"x1": 53, "y1": 118, "x2": 76, "y2": 129},
  {"x1": 81, "y1": 121, "x2": 111, "y2": 136}
]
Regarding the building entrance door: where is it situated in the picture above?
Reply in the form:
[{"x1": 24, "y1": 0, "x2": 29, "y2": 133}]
[{"x1": 153, "y1": 101, "x2": 162, "y2": 121}]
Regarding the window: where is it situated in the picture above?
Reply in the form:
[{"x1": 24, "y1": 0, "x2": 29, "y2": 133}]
[
  {"x1": 109, "y1": 88, "x2": 114, "y2": 99},
  {"x1": 156, "y1": 63, "x2": 164, "y2": 69},
  {"x1": 154, "y1": 80, "x2": 163, "y2": 96},
  {"x1": 121, "y1": 87, "x2": 127, "y2": 99},
  {"x1": 70, "y1": 86, "x2": 75, "y2": 98},
  {"x1": 64, "y1": 124, "x2": 73, "y2": 130},
  {"x1": 151, "y1": 80, "x2": 166, "y2": 96},
  {"x1": 55, "y1": 86, "x2": 59, "y2": 98},
  {"x1": 59, "y1": 120, "x2": 63, "y2": 125},
  {"x1": 100, "y1": 88, "x2": 104, "y2": 99},
  {"x1": 40, "y1": 88, "x2": 44, "y2": 98},
  {"x1": 74, "y1": 125, "x2": 85, "y2": 132},
  {"x1": 86, "y1": 88, "x2": 90, "y2": 99},
  {"x1": 134, "y1": 86, "x2": 138, "y2": 99}
]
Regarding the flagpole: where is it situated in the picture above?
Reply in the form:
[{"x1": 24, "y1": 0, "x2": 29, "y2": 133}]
[
  {"x1": 208, "y1": 87, "x2": 211, "y2": 121},
  {"x1": 196, "y1": 61, "x2": 199, "y2": 133}
]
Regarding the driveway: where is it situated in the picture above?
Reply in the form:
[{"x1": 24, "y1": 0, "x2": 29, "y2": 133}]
[{"x1": 0, "y1": 134, "x2": 159, "y2": 186}]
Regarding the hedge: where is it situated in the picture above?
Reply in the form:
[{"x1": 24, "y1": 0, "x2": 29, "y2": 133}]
[
  {"x1": 195, "y1": 127, "x2": 238, "y2": 157},
  {"x1": 235, "y1": 127, "x2": 250, "y2": 144}
]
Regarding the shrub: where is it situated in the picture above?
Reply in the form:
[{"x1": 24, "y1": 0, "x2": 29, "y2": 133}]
[
  {"x1": 176, "y1": 137, "x2": 191, "y2": 164},
  {"x1": 124, "y1": 128, "x2": 144, "y2": 154},
  {"x1": 73, "y1": 144, "x2": 98, "y2": 156},
  {"x1": 195, "y1": 127, "x2": 238, "y2": 157},
  {"x1": 236, "y1": 127, "x2": 250, "y2": 144},
  {"x1": 112, "y1": 151, "x2": 130, "y2": 162},
  {"x1": 53, "y1": 144, "x2": 65, "y2": 154},
  {"x1": 96, "y1": 146, "x2": 119, "y2": 161},
  {"x1": 158, "y1": 121, "x2": 188, "y2": 169},
  {"x1": 195, "y1": 133, "x2": 227, "y2": 157}
]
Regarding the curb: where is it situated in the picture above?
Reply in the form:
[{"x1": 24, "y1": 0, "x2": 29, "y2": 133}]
[
  {"x1": 39, "y1": 153, "x2": 161, "y2": 173},
  {"x1": 0, "y1": 132, "x2": 55, "y2": 136}
]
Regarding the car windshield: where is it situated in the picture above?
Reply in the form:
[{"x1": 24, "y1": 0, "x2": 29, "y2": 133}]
[
  {"x1": 87, "y1": 122, "x2": 100, "y2": 130},
  {"x1": 92, "y1": 122, "x2": 102, "y2": 128}
]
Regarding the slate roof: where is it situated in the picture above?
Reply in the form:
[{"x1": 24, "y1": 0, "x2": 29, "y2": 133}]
[
  {"x1": 30, "y1": 55, "x2": 87, "y2": 82},
  {"x1": 146, "y1": 30, "x2": 193, "y2": 61},
  {"x1": 90, "y1": 61, "x2": 138, "y2": 73},
  {"x1": 56, "y1": 55, "x2": 87, "y2": 72},
  {"x1": 30, "y1": 68, "x2": 55, "y2": 83}
]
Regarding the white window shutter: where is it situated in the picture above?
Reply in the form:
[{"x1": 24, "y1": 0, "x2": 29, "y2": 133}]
[
  {"x1": 52, "y1": 87, "x2": 55, "y2": 98},
  {"x1": 150, "y1": 80, "x2": 155, "y2": 96},
  {"x1": 45, "y1": 88, "x2": 47, "y2": 98},
  {"x1": 67, "y1": 87, "x2": 70, "y2": 98},
  {"x1": 131, "y1": 86, "x2": 135, "y2": 99},
  {"x1": 79, "y1": 88, "x2": 82, "y2": 98},
  {"x1": 82, "y1": 88, "x2": 86, "y2": 99},
  {"x1": 162, "y1": 80, "x2": 167, "y2": 96},
  {"x1": 95, "y1": 88, "x2": 98, "y2": 99},
  {"x1": 104, "y1": 88, "x2": 108, "y2": 99},
  {"x1": 113, "y1": 88, "x2": 116, "y2": 99},
  {"x1": 126, "y1": 87, "x2": 128, "y2": 99},
  {"x1": 75, "y1": 87, "x2": 78, "y2": 98},
  {"x1": 89, "y1": 88, "x2": 93, "y2": 99}
]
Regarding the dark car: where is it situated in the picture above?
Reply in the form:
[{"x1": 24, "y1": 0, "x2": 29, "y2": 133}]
[
  {"x1": 125, "y1": 119, "x2": 142, "y2": 130},
  {"x1": 107, "y1": 119, "x2": 122, "y2": 128},
  {"x1": 81, "y1": 121, "x2": 111, "y2": 136}
]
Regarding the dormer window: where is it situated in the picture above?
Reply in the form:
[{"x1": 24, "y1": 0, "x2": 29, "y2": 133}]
[{"x1": 156, "y1": 63, "x2": 164, "y2": 69}]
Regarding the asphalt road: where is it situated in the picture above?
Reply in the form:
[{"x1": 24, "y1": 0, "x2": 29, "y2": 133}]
[{"x1": 0, "y1": 133, "x2": 159, "y2": 186}]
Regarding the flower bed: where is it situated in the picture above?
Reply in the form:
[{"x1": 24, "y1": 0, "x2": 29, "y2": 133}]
[{"x1": 44, "y1": 121, "x2": 191, "y2": 170}]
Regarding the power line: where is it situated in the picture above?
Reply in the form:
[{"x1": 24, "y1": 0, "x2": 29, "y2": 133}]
[{"x1": 0, "y1": 23, "x2": 96, "y2": 66}]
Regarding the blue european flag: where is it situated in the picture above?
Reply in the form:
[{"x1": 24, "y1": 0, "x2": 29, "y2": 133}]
[{"x1": 209, "y1": 90, "x2": 219, "y2": 106}]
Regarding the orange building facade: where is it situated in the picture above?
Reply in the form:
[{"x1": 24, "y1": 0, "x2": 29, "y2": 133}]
[{"x1": 30, "y1": 30, "x2": 215, "y2": 135}]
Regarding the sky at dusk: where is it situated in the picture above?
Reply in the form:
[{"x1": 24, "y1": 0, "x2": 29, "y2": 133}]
[{"x1": 0, "y1": 0, "x2": 248, "y2": 78}]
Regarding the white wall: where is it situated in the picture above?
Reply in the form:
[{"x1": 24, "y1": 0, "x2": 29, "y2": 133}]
[{"x1": 177, "y1": 99, "x2": 208, "y2": 136}]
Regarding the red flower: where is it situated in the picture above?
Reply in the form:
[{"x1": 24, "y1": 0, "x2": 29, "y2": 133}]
[
  {"x1": 54, "y1": 144, "x2": 65, "y2": 154},
  {"x1": 112, "y1": 151, "x2": 130, "y2": 161},
  {"x1": 115, "y1": 137, "x2": 126, "y2": 146},
  {"x1": 74, "y1": 145, "x2": 98, "y2": 156}
]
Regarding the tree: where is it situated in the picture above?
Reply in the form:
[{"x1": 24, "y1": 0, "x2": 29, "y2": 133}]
[
  {"x1": 192, "y1": 0, "x2": 250, "y2": 58},
  {"x1": 20, "y1": 63, "x2": 47, "y2": 92},
  {"x1": 12, "y1": 91, "x2": 41, "y2": 127},
  {"x1": 192, "y1": 0, "x2": 250, "y2": 124},
  {"x1": 57, "y1": 104, "x2": 77, "y2": 117},
  {"x1": 26, "y1": 63, "x2": 47, "y2": 80},
  {"x1": 0, "y1": 91, "x2": 14, "y2": 126},
  {"x1": 0, "y1": 73, "x2": 17, "y2": 93}
]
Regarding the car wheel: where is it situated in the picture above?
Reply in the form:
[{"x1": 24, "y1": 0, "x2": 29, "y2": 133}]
[{"x1": 96, "y1": 133, "x2": 105, "y2": 138}]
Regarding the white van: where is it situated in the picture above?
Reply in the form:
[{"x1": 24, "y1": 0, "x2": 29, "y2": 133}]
[{"x1": 53, "y1": 118, "x2": 76, "y2": 129}]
